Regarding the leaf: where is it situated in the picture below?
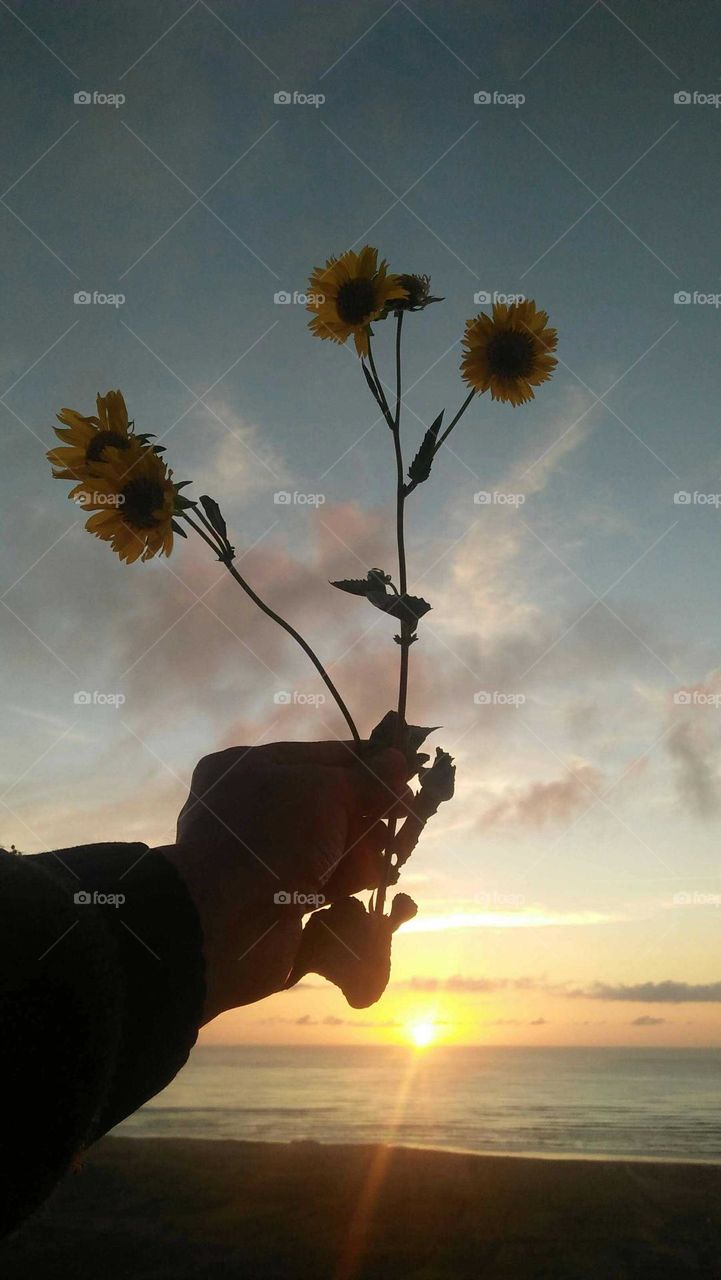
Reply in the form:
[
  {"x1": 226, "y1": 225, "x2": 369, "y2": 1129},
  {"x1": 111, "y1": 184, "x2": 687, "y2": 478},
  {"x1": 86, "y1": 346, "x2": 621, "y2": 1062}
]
[
  {"x1": 406, "y1": 725, "x2": 440, "y2": 753},
  {"x1": 367, "y1": 592, "x2": 431, "y2": 625},
  {"x1": 331, "y1": 568, "x2": 395, "y2": 598},
  {"x1": 362, "y1": 362, "x2": 384, "y2": 410},
  {"x1": 199, "y1": 494, "x2": 227, "y2": 541},
  {"x1": 407, "y1": 410, "x2": 444, "y2": 487},
  {"x1": 367, "y1": 713, "x2": 437, "y2": 753},
  {"x1": 419, "y1": 747, "x2": 456, "y2": 805},
  {"x1": 171, "y1": 519, "x2": 188, "y2": 538},
  {"x1": 331, "y1": 577, "x2": 378, "y2": 597},
  {"x1": 367, "y1": 711, "x2": 398, "y2": 749}
]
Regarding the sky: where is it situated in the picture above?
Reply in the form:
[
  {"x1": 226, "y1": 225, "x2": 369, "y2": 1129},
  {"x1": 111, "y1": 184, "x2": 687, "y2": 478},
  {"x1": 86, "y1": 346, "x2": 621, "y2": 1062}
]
[{"x1": 2, "y1": 0, "x2": 721, "y2": 1048}]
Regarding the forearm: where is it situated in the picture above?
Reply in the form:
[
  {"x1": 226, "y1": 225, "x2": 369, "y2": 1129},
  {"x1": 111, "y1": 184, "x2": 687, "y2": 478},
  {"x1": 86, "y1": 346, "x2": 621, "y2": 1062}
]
[{"x1": 0, "y1": 842, "x2": 205, "y2": 1237}]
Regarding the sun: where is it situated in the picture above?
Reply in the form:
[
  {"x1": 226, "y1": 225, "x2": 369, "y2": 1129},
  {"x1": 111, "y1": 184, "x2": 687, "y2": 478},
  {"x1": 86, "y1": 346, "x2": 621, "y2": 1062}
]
[{"x1": 407, "y1": 1019, "x2": 438, "y2": 1049}]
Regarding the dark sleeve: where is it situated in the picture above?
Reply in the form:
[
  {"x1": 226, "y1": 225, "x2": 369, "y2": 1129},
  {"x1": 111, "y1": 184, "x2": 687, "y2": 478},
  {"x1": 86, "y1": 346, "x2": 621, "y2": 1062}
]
[{"x1": 0, "y1": 843, "x2": 205, "y2": 1239}]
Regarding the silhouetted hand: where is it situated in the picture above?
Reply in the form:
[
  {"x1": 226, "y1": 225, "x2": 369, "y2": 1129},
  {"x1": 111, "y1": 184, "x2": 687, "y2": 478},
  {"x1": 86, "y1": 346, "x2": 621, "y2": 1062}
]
[{"x1": 157, "y1": 741, "x2": 409, "y2": 1023}]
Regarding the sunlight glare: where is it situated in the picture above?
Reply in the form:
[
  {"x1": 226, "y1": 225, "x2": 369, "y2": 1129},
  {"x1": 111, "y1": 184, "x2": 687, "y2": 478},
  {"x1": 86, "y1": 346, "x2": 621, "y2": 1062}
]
[{"x1": 408, "y1": 1019, "x2": 437, "y2": 1049}]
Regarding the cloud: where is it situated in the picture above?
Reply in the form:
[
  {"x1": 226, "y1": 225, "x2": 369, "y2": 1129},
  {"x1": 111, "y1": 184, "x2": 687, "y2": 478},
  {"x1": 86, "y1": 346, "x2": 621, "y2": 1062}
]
[
  {"x1": 259, "y1": 1013, "x2": 398, "y2": 1028},
  {"x1": 179, "y1": 399, "x2": 291, "y2": 505},
  {"x1": 400, "y1": 905, "x2": 625, "y2": 933},
  {"x1": 398, "y1": 975, "x2": 540, "y2": 993},
  {"x1": 570, "y1": 980, "x2": 721, "y2": 1003},
  {"x1": 478, "y1": 761, "x2": 605, "y2": 829},
  {"x1": 666, "y1": 687, "x2": 721, "y2": 817},
  {"x1": 631, "y1": 1015, "x2": 665, "y2": 1026}
]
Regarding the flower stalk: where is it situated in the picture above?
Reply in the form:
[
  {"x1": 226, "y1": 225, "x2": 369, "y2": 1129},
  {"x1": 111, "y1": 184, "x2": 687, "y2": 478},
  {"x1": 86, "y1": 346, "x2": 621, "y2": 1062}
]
[
  {"x1": 375, "y1": 310, "x2": 408, "y2": 914},
  {"x1": 182, "y1": 504, "x2": 361, "y2": 745}
]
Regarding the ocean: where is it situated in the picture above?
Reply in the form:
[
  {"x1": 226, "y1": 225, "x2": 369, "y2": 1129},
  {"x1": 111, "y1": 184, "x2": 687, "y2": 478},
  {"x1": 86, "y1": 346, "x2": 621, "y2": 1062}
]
[{"x1": 115, "y1": 1045, "x2": 721, "y2": 1163}]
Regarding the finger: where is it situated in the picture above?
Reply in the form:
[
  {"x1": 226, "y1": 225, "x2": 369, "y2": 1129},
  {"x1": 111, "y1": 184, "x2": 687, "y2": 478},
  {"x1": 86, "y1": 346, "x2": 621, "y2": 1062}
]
[
  {"x1": 319, "y1": 815, "x2": 386, "y2": 887},
  {"x1": 255, "y1": 740, "x2": 361, "y2": 768}
]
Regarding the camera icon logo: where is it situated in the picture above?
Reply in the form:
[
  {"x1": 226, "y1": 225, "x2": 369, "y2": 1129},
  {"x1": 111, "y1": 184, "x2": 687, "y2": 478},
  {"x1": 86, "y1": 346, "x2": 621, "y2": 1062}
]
[
  {"x1": 674, "y1": 91, "x2": 692, "y2": 105},
  {"x1": 274, "y1": 690, "x2": 292, "y2": 705},
  {"x1": 74, "y1": 890, "x2": 92, "y2": 904},
  {"x1": 673, "y1": 491, "x2": 691, "y2": 504},
  {"x1": 474, "y1": 91, "x2": 492, "y2": 104},
  {"x1": 274, "y1": 91, "x2": 292, "y2": 105},
  {"x1": 674, "y1": 291, "x2": 691, "y2": 305},
  {"x1": 74, "y1": 90, "x2": 92, "y2": 105},
  {"x1": 274, "y1": 290, "x2": 292, "y2": 304},
  {"x1": 273, "y1": 890, "x2": 292, "y2": 904},
  {"x1": 474, "y1": 491, "x2": 491, "y2": 505},
  {"x1": 474, "y1": 691, "x2": 491, "y2": 704},
  {"x1": 73, "y1": 690, "x2": 92, "y2": 704},
  {"x1": 73, "y1": 290, "x2": 92, "y2": 305},
  {"x1": 274, "y1": 491, "x2": 291, "y2": 504},
  {"x1": 674, "y1": 690, "x2": 692, "y2": 705},
  {"x1": 473, "y1": 290, "x2": 491, "y2": 305}
]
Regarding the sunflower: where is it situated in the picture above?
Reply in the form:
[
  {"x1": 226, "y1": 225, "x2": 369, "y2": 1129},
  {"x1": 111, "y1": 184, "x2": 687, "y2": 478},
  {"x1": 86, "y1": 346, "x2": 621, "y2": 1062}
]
[
  {"x1": 307, "y1": 246, "x2": 408, "y2": 357},
  {"x1": 71, "y1": 438, "x2": 177, "y2": 564},
  {"x1": 460, "y1": 300, "x2": 558, "y2": 406},
  {"x1": 47, "y1": 390, "x2": 134, "y2": 482}
]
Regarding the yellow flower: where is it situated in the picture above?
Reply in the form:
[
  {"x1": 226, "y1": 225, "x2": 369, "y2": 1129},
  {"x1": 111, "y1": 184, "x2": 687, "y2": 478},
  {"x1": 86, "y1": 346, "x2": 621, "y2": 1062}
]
[
  {"x1": 71, "y1": 438, "x2": 177, "y2": 564},
  {"x1": 47, "y1": 390, "x2": 134, "y2": 482},
  {"x1": 460, "y1": 300, "x2": 558, "y2": 406},
  {"x1": 307, "y1": 246, "x2": 408, "y2": 357}
]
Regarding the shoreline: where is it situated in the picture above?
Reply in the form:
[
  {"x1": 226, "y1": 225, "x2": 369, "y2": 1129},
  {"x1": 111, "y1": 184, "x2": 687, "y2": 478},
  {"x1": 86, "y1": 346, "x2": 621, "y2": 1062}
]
[
  {"x1": 5, "y1": 1136, "x2": 721, "y2": 1278},
  {"x1": 114, "y1": 1129, "x2": 721, "y2": 1167}
]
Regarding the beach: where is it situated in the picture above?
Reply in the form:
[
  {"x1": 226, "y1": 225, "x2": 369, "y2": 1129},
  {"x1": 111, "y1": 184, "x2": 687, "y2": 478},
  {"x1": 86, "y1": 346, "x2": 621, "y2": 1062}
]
[{"x1": 5, "y1": 1137, "x2": 721, "y2": 1279}]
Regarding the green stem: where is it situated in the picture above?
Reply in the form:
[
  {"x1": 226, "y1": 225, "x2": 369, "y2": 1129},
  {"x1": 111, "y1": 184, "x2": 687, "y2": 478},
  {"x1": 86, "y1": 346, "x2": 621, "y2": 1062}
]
[
  {"x1": 366, "y1": 336, "x2": 395, "y2": 429},
  {"x1": 434, "y1": 388, "x2": 476, "y2": 452},
  {"x1": 182, "y1": 515, "x2": 361, "y2": 745},
  {"x1": 376, "y1": 311, "x2": 408, "y2": 915}
]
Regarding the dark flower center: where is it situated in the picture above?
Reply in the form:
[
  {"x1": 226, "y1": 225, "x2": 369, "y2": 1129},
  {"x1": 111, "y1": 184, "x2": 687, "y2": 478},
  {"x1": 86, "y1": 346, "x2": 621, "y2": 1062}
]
[
  {"x1": 486, "y1": 329, "x2": 536, "y2": 380},
  {"x1": 397, "y1": 274, "x2": 428, "y2": 309},
  {"x1": 121, "y1": 478, "x2": 165, "y2": 527},
  {"x1": 86, "y1": 430, "x2": 129, "y2": 462},
  {"x1": 336, "y1": 277, "x2": 377, "y2": 325}
]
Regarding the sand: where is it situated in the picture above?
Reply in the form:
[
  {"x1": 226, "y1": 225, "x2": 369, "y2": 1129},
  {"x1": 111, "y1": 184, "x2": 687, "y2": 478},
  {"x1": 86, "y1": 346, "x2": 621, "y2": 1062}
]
[{"x1": 4, "y1": 1137, "x2": 721, "y2": 1279}]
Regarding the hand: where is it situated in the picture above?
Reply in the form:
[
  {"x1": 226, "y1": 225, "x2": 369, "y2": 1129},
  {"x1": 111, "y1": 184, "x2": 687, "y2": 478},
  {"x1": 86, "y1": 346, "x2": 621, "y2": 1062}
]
[{"x1": 157, "y1": 741, "x2": 409, "y2": 1023}]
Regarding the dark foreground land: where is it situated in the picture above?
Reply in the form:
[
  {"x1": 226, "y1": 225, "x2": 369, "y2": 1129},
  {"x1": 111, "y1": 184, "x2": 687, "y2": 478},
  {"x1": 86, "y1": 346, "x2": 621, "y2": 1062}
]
[{"x1": 4, "y1": 1137, "x2": 721, "y2": 1279}]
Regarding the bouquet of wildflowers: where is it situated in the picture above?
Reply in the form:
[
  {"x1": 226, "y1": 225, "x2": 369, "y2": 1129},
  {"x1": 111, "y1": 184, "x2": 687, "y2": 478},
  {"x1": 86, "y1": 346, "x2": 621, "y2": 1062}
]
[{"x1": 48, "y1": 245, "x2": 557, "y2": 1003}]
